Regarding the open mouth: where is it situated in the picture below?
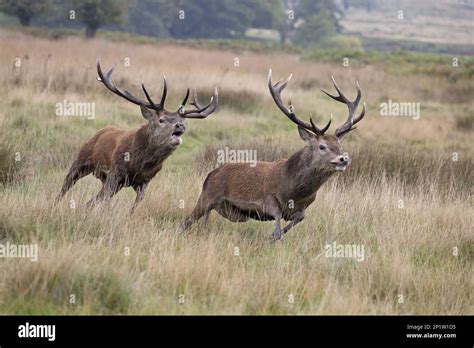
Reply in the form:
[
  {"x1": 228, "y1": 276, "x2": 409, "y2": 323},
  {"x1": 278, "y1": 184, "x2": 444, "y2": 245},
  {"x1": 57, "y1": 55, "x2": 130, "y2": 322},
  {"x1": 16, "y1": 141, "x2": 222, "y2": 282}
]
[
  {"x1": 171, "y1": 130, "x2": 184, "y2": 145},
  {"x1": 171, "y1": 130, "x2": 185, "y2": 138},
  {"x1": 331, "y1": 162, "x2": 347, "y2": 172}
]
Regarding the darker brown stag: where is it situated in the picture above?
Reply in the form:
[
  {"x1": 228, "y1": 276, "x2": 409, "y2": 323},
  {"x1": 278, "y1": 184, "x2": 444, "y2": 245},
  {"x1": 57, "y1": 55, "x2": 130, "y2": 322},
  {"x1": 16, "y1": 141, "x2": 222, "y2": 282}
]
[
  {"x1": 56, "y1": 60, "x2": 218, "y2": 212},
  {"x1": 183, "y1": 70, "x2": 365, "y2": 239}
]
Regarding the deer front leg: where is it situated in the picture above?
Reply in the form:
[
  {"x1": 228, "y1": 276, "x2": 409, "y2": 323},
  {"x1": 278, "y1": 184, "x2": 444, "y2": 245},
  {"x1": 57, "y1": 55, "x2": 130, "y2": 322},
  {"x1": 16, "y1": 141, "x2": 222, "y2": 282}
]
[
  {"x1": 283, "y1": 210, "x2": 305, "y2": 234},
  {"x1": 86, "y1": 171, "x2": 122, "y2": 208},
  {"x1": 130, "y1": 183, "x2": 147, "y2": 214},
  {"x1": 265, "y1": 196, "x2": 283, "y2": 240}
]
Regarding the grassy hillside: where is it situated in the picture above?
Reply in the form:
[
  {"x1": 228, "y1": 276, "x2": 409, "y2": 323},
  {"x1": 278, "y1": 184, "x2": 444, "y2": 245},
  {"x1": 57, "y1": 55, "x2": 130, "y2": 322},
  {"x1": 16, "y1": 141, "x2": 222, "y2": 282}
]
[
  {"x1": 0, "y1": 28, "x2": 472, "y2": 314},
  {"x1": 341, "y1": 0, "x2": 474, "y2": 46}
]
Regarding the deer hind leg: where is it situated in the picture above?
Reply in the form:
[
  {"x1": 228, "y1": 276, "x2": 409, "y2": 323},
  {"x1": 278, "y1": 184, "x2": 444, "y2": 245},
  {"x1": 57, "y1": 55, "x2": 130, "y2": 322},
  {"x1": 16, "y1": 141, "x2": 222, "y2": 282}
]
[
  {"x1": 182, "y1": 193, "x2": 215, "y2": 231},
  {"x1": 56, "y1": 161, "x2": 92, "y2": 203},
  {"x1": 264, "y1": 196, "x2": 283, "y2": 240},
  {"x1": 283, "y1": 210, "x2": 305, "y2": 234}
]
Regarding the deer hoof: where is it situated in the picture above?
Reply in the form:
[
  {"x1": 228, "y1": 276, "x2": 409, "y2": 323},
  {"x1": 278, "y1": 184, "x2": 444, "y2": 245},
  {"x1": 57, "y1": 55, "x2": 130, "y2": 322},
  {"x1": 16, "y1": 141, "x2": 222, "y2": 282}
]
[{"x1": 268, "y1": 233, "x2": 283, "y2": 242}]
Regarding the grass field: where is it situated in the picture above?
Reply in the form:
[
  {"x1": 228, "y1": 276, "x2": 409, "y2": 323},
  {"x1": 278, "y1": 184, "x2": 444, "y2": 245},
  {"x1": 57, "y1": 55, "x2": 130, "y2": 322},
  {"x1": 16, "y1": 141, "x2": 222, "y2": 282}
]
[{"x1": 0, "y1": 28, "x2": 472, "y2": 314}]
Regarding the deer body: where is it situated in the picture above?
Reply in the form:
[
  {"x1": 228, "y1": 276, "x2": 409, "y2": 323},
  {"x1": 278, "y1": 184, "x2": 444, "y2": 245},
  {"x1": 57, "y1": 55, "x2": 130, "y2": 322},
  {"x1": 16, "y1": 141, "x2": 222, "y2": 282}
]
[
  {"x1": 203, "y1": 141, "x2": 340, "y2": 220},
  {"x1": 56, "y1": 61, "x2": 218, "y2": 212},
  {"x1": 184, "y1": 71, "x2": 365, "y2": 239},
  {"x1": 184, "y1": 135, "x2": 342, "y2": 231},
  {"x1": 71, "y1": 125, "x2": 177, "y2": 185}
]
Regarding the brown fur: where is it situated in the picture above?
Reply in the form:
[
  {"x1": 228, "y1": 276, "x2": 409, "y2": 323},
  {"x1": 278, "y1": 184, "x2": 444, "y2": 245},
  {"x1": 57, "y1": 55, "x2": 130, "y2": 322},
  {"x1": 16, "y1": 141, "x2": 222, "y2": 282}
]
[
  {"x1": 183, "y1": 132, "x2": 351, "y2": 239},
  {"x1": 56, "y1": 109, "x2": 188, "y2": 212}
]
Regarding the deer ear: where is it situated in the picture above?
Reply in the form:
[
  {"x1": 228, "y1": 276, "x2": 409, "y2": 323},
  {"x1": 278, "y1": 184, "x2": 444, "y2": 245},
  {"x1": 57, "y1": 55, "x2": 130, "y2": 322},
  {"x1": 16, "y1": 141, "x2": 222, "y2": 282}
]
[
  {"x1": 298, "y1": 126, "x2": 315, "y2": 142},
  {"x1": 140, "y1": 106, "x2": 155, "y2": 120}
]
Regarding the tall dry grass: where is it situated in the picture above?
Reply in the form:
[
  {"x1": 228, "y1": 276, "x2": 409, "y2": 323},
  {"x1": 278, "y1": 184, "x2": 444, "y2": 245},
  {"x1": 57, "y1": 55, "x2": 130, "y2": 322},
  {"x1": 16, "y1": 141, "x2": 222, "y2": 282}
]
[{"x1": 0, "y1": 28, "x2": 472, "y2": 314}]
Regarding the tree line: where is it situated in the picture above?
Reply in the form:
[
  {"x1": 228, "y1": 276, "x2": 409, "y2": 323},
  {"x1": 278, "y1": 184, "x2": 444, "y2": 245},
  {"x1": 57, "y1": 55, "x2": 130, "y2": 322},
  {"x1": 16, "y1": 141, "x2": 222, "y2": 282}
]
[{"x1": 0, "y1": 0, "x2": 377, "y2": 47}]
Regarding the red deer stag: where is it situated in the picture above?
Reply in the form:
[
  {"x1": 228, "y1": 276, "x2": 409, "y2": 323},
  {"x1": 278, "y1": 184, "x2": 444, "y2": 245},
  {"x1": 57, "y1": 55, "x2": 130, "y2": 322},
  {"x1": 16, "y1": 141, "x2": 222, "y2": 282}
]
[
  {"x1": 183, "y1": 70, "x2": 365, "y2": 239},
  {"x1": 56, "y1": 60, "x2": 218, "y2": 212}
]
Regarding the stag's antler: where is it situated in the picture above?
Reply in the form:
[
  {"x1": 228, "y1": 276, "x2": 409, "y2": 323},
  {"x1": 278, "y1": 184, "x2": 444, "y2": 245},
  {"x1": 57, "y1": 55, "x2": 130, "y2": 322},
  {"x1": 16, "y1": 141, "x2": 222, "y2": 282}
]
[
  {"x1": 97, "y1": 59, "x2": 167, "y2": 111},
  {"x1": 178, "y1": 87, "x2": 219, "y2": 119},
  {"x1": 321, "y1": 76, "x2": 366, "y2": 138},
  {"x1": 268, "y1": 69, "x2": 331, "y2": 136},
  {"x1": 98, "y1": 59, "x2": 218, "y2": 118}
]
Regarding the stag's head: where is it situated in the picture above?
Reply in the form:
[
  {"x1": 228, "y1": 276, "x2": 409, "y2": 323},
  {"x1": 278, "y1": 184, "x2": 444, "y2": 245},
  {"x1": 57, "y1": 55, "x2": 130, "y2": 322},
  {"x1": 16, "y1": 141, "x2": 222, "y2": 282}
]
[
  {"x1": 97, "y1": 60, "x2": 218, "y2": 147},
  {"x1": 268, "y1": 70, "x2": 365, "y2": 173}
]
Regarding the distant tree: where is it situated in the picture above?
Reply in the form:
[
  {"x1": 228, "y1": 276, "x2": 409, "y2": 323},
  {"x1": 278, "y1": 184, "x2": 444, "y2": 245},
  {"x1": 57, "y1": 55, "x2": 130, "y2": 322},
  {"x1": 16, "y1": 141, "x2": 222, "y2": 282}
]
[
  {"x1": 279, "y1": 0, "x2": 341, "y2": 46},
  {"x1": 0, "y1": 0, "x2": 53, "y2": 26},
  {"x1": 71, "y1": 0, "x2": 129, "y2": 38},
  {"x1": 274, "y1": 0, "x2": 299, "y2": 44},
  {"x1": 292, "y1": 11, "x2": 337, "y2": 47},
  {"x1": 242, "y1": 0, "x2": 285, "y2": 30},
  {"x1": 126, "y1": 0, "x2": 171, "y2": 37},
  {"x1": 294, "y1": 0, "x2": 341, "y2": 29},
  {"x1": 167, "y1": 0, "x2": 255, "y2": 39}
]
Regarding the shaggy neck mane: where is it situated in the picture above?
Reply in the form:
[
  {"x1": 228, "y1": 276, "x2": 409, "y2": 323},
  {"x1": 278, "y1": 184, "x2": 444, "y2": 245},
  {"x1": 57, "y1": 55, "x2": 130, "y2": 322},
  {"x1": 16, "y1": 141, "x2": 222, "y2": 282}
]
[
  {"x1": 132, "y1": 125, "x2": 176, "y2": 167},
  {"x1": 284, "y1": 144, "x2": 335, "y2": 198}
]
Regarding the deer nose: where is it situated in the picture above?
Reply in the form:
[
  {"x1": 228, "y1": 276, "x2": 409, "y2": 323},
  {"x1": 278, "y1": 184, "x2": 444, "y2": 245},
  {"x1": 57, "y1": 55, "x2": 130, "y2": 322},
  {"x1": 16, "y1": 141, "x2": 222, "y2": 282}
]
[
  {"x1": 338, "y1": 153, "x2": 350, "y2": 165},
  {"x1": 175, "y1": 123, "x2": 185, "y2": 131}
]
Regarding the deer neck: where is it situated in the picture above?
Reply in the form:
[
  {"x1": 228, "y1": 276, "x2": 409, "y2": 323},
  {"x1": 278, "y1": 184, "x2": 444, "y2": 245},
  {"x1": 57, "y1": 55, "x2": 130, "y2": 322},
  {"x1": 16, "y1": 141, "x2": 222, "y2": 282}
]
[
  {"x1": 133, "y1": 125, "x2": 177, "y2": 166},
  {"x1": 284, "y1": 144, "x2": 335, "y2": 199}
]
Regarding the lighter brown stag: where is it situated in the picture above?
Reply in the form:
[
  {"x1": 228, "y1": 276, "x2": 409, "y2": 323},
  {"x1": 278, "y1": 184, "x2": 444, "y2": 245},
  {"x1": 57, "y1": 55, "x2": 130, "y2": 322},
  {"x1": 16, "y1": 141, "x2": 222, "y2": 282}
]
[
  {"x1": 56, "y1": 60, "x2": 218, "y2": 212},
  {"x1": 183, "y1": 70, "x2": 365, "y2": 239}
]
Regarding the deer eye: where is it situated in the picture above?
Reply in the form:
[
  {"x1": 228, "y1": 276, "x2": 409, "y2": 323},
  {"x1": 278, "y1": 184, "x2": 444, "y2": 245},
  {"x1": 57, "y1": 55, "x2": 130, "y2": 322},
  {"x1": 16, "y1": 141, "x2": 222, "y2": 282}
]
[
  {"x1": 319, "y1": 144, "x2": 327, "y2": 151},
  {"x1": 158, "y1": 118, "x2": 165, "y2": 124}
]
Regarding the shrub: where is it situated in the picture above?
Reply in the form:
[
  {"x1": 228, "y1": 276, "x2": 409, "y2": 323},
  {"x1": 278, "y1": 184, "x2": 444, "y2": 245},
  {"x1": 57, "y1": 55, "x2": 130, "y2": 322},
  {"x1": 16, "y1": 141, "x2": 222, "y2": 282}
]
[{"x1": 323, "y1": 35, "x2": 363, "y2": 51}]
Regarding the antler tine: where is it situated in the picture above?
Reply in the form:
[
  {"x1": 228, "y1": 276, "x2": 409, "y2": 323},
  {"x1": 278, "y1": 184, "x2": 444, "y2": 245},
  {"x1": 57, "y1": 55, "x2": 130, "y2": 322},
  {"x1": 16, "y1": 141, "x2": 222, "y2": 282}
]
[
  {"x1": 321, "y1": 76, "x2": 349, "y2": 104},
  {"x1": 274, "y1": 74, "x2": 292, "y2": 93},
  {"x1": 182, "y1": 88, "x2": 190, "y2": 106},
  {"x1": 354, "y1": 80, "x2": 362, "y2": 106},
  {"x1": 141, "y1": 83, "x2": 155, "y2": 106},
  {"x1": 268, "y1": 69, "x2": 331, "y2": 136},
  {"x1": 97, "y1": 59, "x2": 166, "y2": 111},
  {"x1": 190, "y1": 88, "x2": 200, "y2": 109},
  {"x1": 311, "y1": 114, "x2": 332, "y2": 135},
  {"x1": 159, "y1": 76, "x2": 167, "y2": 109},
  {"x1": 177, "y1": 88, "x2": 190, "y2": 114},
  {"x1": 321, "y1": 76, "x2": 365, "y2": 138},
  {"x1": 268, "y1": 69, "x2": 309, "y2": 129},
  {"x1": 336, "y1": 102, "x2": 366, "y2": 138},
  {"x1": 180, "y1": 86, "x2": 219, "y2": 119}
]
